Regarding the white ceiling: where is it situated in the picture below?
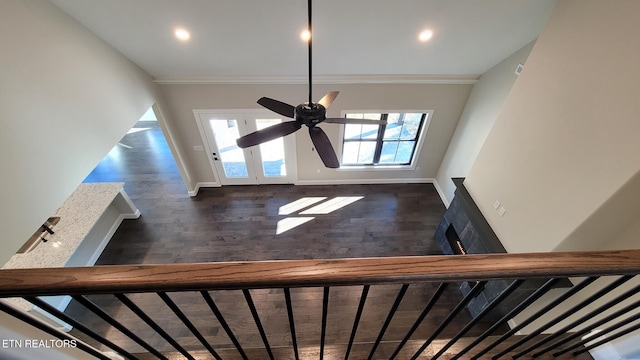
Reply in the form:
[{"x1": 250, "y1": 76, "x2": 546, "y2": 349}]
[{"x1": 49, "y1": 0, "x2": 557, "y2": 82}]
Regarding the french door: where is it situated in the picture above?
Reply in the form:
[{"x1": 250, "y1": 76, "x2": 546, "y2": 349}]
[{"x1": 195, "y1": 111, "x2": 296, "y2": 185}]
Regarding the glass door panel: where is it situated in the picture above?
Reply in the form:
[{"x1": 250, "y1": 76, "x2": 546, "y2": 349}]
[
  {"x1": 209, "y1": 119, "x2": 249, "y2": 178},
  {"x1": 256, "y1": 119, "x2": 287, "y2": 177},
  {"x1": 247, "y1": 114, "x2": 296, "y2": 184}
]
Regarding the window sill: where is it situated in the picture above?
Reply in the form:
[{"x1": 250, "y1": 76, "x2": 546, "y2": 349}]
[{"x1": 337, "y1": 164, "x2": 417, "y2": 171}]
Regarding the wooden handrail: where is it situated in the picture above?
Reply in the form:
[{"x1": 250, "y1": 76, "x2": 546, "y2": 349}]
[{"x1": 2, "y1": 249, "x2": 640, "y2": 297}]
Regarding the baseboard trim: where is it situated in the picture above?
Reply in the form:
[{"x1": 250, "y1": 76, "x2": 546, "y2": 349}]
[
  {"x1": 189, "y1": 182, "x2": 221, "y2": 196},
  {"x1": 189, "y1": 178, "x2": 438, "y2": 193},
  {"x1": 294, "y1": 178, "x2": 434, "y2": 186},
  {"x1": 123, "y1": 209, "x2": 141, "y2": 219}
]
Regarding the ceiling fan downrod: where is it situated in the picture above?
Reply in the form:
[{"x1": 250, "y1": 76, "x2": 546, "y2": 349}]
[{"x1": 307, "y1": 0, "x2": 313, "y2": 106}]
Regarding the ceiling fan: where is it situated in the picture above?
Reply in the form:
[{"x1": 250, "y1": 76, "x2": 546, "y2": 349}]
[{"x1": 235, "y1": 0, "x2": 385, "y2": 168}]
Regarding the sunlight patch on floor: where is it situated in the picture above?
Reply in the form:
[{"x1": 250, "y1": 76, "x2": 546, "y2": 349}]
[
  {"x1": 276, "y1": 217, "x2": 315, "y2": 235},
  {"x1": 275, "y1": 196, "x2": 364, "y2": 234},
  {"x1": 127, "y1": 127, "x2": 150, "y2": 134},
  {"x1": 278, "y1": 197, "x2": 327, "y2": 215},
  {"x1": 300, "y1": 196, "x2": 364, "y2": 215}
]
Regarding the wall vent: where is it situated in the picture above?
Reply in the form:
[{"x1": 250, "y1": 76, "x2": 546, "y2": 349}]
[{"x1": 514, "y1": 63, "x2": 524, "y2": 76}]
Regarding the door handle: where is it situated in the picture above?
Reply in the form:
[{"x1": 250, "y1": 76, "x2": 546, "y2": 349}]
[{"x1": 212, "y1": 153, "x2": 219, "y2": 161}]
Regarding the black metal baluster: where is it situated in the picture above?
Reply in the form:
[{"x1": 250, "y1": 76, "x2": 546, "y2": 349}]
[
  {"x1": 533, "y1": 287, "x2": 640, "y2": 357},
  {"x1": 157, "y1": 292, "x2": 222, "y2": 360},
  {"x1": 410, "y1": 281, "x2": 487, "y2": 360},
  {"x1": 433, "y1": 280, "x2": 524, "y2": 359},
  {"x1": 367, "y1": 284, "x2": 410, "y2": 360},
  {"x1": 243, "y1": 289, "x2": 275, "y2": 360},
  {"x1": 511, "y1": 275, "x2": 633, "y2": 359},
  {"x1": 554, "y1": 310, "x2": 640, "y2": 357},
  {"x1": 0, "y1": 300, "x2": 112, "y2": 360},
  {"x1": 482, "y1": 276, "x2": 598, "y2": 360},
  {"x1": 344, "y1": 285, "x2": 369, "y2": 360},
  {"x1": 320, "y1": 286, "x2": 330, "y2": 360},
  {"x1": 72, "y1": 295, "x2": 167, "y2": 360},
  {"x1": 201, "y1": 291, "x2": 249, "y2": 360},
  {"x1": 26, "y1": 297, "x2": 137, "y2": 360},
  {"x1": 455, "y1": 278, "x2": 560, "y2": 360},
  {"x1": 284, "y1": 288, "x2": 300, "y2": 360},
  {"x1": 115, "y1": 293, "x2": 195, "y2": 360},
  {"x1": 389, "y1": 283, "x2": 448, "y2": 360}
]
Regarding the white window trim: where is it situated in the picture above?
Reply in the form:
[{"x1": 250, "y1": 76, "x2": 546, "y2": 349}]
[{"x1": 336, "y1": 109, "x2": 433, "y2": 171}]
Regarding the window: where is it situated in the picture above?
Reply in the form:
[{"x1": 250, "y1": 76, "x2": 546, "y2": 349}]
[{"x1": 341, "y1": 112, "x2": 429, "y2": 167}]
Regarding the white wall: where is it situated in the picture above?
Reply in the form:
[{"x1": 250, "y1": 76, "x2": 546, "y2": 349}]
[
  {"x1": 158, "y1": 82, "x2": 473, "y2": 186},
  {"x1": 556, "y1": 168, "x2": 640, "y2": 251},
  {"x1": 464, "y1": 0, "x2": 640, "y2": 253},
  {"x1": 435, "y1": 41, "x2": 536, "y2": 205},
  {"x1": 610, "y1": 218, "x2": 640, "y2": 251},
  {"x1": 0, "y1": 0, "x2": 160, "y2": 264}
]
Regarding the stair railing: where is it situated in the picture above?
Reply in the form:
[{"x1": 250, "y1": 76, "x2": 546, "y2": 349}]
[{"x1": 2, "y1": 249, "x2": 640, "y2": 359}]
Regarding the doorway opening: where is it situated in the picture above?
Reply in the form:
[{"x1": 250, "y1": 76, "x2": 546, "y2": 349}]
[{"x1": 83, "y1": 106, "x2": 185, "y2": 197}]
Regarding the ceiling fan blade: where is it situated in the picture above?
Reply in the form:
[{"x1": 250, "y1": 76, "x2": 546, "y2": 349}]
[
  {"x1": 309, "y1": 127, "x2": 339, "y2": 168},
  {"x1": 236, "y1": 121, "x2": 301, "y2": 148},
  {"x1": 324, "y1": 118, "x2": 388, "y2": 125},
  {"x1": 257, "y1": 97, "x2": 296, "y2": 118},
  {"x1": 318, "y1": 91, "x2": 339, "y2": 109}
]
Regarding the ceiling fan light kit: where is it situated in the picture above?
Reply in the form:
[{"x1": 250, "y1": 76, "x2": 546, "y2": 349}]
[{"x1": 235, "y1": 0, "x2": 385, "y2": 169}]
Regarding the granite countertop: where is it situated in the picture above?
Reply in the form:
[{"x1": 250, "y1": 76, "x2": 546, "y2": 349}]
[{"x1": 2, "y1": 182, "x2": 126, "y2": 270}]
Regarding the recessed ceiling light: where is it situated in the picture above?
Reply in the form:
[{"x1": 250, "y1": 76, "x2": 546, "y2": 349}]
[
  {"x1": 419, "y1": 29, "x2": 433, "y2": 42},
  {"x1": 174, "y1": 28, "x2": 190, "y2": 41},
  {"x1": 300, "y1": 29, "x2": 311, "y2": 42}
]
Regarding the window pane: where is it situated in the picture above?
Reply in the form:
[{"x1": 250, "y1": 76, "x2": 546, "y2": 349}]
[
  {"x1": 344, "y1": 124, "x2": 362, "y2": 140},
  {"x1": 343, "y1": 141, "x2": 376, "y2": 165},
  {"x1": 379, "y1": 141, "x2": 399, "y2": 164},
  {"x1": 395, "y1": 141, "x2": 416, "y2": 163},
  {"x1": 363, "y1": 113, "x2": 382, "y2": 120},
  {"x1": 345, "y1": 123, "x2": 380, "y2": 140},
  {"x1": 400, "y1": 113, "x2": 422, "y2": 139},
  {"x1": 357, "y1": 141, "x2": 376, "y2": 163},
  {"x1": 383, "y1": 113, "x2": 402, "y2": 140},
  {"x1": 342, "y1": 142, "x2": 360, "y2": 164},
  {"x1": 361, "y1": 124, "x2": 380, "y2": 139},
  {"x1": 256, "y1": 119, "x2": 286, "y2": 177}
]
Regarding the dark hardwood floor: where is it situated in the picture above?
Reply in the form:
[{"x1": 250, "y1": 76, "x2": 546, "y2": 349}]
[
  {"x1": 100, "y1": 182, "x2": 445, "y2": 263},
  {"x1": 85, "y1": 121, "x2": 446, "y2": 264},
  {"x1": 66, "y1": 121, "x2": 574, "y2": 359}
]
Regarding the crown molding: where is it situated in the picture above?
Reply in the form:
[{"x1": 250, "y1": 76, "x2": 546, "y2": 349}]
[{"x1": 154, "y1": 74, "x2": 479, "y2": 85}]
